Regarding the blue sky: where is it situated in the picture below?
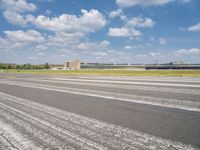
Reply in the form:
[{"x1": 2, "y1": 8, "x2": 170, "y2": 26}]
[{"x1": 0, "y1": 0, "x2": 200, "y2": 64}]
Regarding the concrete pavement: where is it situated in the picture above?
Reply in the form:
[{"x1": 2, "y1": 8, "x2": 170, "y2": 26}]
[{"x1": 0, "y1": 73, "x2": 200, "y2": 149}]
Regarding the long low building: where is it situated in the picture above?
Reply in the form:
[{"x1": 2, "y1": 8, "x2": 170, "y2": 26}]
[
  {"x1": 51, "y1": 60, "x2": 81, "y2": 70},
  {"x1": 145, "y1": 65, "x2": 200, "y2": 70}
]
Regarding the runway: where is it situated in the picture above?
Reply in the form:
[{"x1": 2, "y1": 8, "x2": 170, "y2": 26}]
[{"x1": 0, "y1": 73, "x2": 200, "y2": 149}]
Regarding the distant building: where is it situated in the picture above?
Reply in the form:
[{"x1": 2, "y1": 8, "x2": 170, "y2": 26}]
[
  {"x1": 50, "y1": 60, "x2": 81, "y2": 70},
  {"x1": 64, "y1": 60, "x2": 80, "y2": 70}
]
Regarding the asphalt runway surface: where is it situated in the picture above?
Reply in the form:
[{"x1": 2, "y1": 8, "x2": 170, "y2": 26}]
[{"x1": 0, "y1": 72, "x2": 200, "y2": 149}]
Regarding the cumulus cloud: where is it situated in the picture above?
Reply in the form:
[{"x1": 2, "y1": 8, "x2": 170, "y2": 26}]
[
  {"x1": 92, "y1": 51, "x2": 108, "y2": 56},
  {"x1": 108, "y1": 27, "x2": 141, "y2": 37},
  {"x1": 77, "y1": 40, "x2": 110, "y2": 50},
  {"x1": 150, "y1": 52, "x2": 160, "y2": 57},
  {"x1": 1, "y1": 0, "x2": 37, "y2": 13},
  {"x1": 4, "y1": 30, "x2": 44, "y2": 43},
  {"x1": 0, "y1": 37, "x2": 9, "y2": 50},
  {"x1": 108, "y1": 9, "x2": 127, "y2": 21},
  {"x1": 108, "y1": 7, "x2": 155, "y2": 39},
  {"x1": 127, "y1": 17, "x2": 155, "y2": 28},
  {"x1": 33, "y1": 9, "x2": 106, "y2": 34},
  {"x1": 187, "y1": 22, "x2": 200, "y2": 32},
  {"x1": 0, "y1": 28, "x2": 111, "y2": 64},
  {"x1": 6, "y1": 9, "x2": 106, "y2": 54},
  {"x1": 2, "y1": 10, "x2": 34, "y2": 26},
  {"x1": 99, "y1": 40, "x2": 110, "y2": 47},
  {"x1": 1, "y1": 0, "x2": 37, "y2": 26},
  {"x1": 3, "y1": 10, "x2": 27, "y2": 26},
  {"x1": 116, "y1": 0, "x2": 174, "y2": 7},
  {"x1": 109, "y1": 9, "x2": 122, "y2": 18},
  {"x1": 37, "y1": 0, "x2": 55, "y2": 2},
  {"x1": 116, "y1": 0, "x2": 191, "y2": 7},
  {"x1": 124, "y1": 45, "x2": 132, "y2": 49},
  {"x1": 108, "y1": 16, "x2": 154, "y2": 38},
  {"x1": 124, "y1": 44, "x2": 143, "y2": 49},
  {"x1": 177, "y1": 48, "x2": 200, "y2": 54}
]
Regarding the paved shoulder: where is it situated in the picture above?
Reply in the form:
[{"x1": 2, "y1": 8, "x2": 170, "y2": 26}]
[{"x1": 0, "y1": 92, "x2": 197, "y2": 150}]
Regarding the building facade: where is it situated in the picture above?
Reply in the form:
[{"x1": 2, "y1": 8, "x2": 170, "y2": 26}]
[{"x1": 64, "y1": 60, "x2": 80, "y2": 70}]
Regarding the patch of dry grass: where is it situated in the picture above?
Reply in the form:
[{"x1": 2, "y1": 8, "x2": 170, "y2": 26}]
[{"x1": 2, "y1": 69, "x2": 200, "y2": 77}]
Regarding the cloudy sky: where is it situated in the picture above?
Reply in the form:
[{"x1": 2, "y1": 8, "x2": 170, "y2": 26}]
[{"x1": 0, "y1": 0, "x2": 200, "y2": 64}]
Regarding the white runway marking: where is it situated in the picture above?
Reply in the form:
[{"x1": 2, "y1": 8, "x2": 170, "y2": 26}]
[
  {"x1": 0, "y1": 92, "x2": 197, "y2": 150},
  {"x1": 13, "y1": 78, "x2": 200, "y2": 95},
  {"x1": 77, "y1": 76, "x2": 200, "y2": 83},
  {"x1": 51, "y1": 78, "x2": 200, "y2": 88},
  {"x1": 0, "y1": 80, "x2": 200, "y2": 112}
]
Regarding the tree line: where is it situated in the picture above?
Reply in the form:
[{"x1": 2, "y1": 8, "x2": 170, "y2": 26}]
[{"x1": 0, "y1": 63, "x2": 50, "y2": 69}]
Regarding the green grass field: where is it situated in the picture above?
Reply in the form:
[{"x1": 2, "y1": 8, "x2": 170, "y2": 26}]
[{"x1": 1, "y1": 69, "x2": 200, "y2": 77}]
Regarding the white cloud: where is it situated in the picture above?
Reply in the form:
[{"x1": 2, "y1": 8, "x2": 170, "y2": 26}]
[
  {"x1": 116, "y1": 0, "x2": 174, "y2": 7},
  {"x1": 37, "y1": 0, "x2": 55, "y2": 2},
  {"x1": 108, "y1": 15, "x2": 154, "y2": 38},
  {"x1": 3, "y1": 10, "x2": 27, "y2": 26},
  {"x1": 108, "y1": 27, "x2": 141, "y2": 37},
  {"x1": 124, "y1": 44, "x2": 143, "y2": 49},
  {"x1": 116, "y1": 0, "x2": 191, "y2": 8},
  {"x1": 77, "y1": 40, "x2": 110, "y2": 50},
  {"x1": 127, "y1": 17, "x2": 155, "y2": 28},
  {"x1": 92, "y1": 51, "x2": 107, "y2": 56},
  {"x1": 35, "y1": 45, "x2": 47, "y2": 50},
  {"x1": 0, "y1": 37, "x2": 9, "y2": 50},
  {"x1": 150, "y1": 52, "x2": 161, "y2": 57},
  {"x1": 1, "y1": 0, "x2": 37, "y2": 26},
  {"x1": 2, "y1": 10, "x2": 34, "y2": 26},
  {"x1": 47, "y1": 32, "x2": 82, "y2": 46},
  {"x1": 109, "y1": 9, "x2": 122, "y2": 18},
  {"x1": 99, "y1": 40, "x2": 110, "y2": 47},
  {"x1": 108, "y1": 9, "x2": 127, "y2": 20},
  {"x1": 177, "y1": 48, "x2": 200, "y2": 54},
  {"x1": 28, "y1": 9, "x2": 107, "y2": 53},
  {"x1": 4, "y1": 30, "x2": 44, "y2": 43},
  {"x1": 79, "y1": 9, "x2": 106, "y2": 31},
  {"x1": 124, "y1": 45, "x2": 132, "y2": 49},
  {"x1": 77, "y1": 43, "x2": 93, "y2": 50},
  {"x1": 159, "y1": 38, "x2": 167, "y2": 44},
  {"x1": 33, "y1": 9, "x2": 106, "y2": 34},
  {"x1": 187, "y1": 22, "x2": 200, "y2": 32},
  {"x1": 1, "y1": 0, "x2": 37, "y2": 13}
]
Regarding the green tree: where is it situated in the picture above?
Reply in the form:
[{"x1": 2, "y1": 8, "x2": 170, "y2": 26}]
[
  {"x1": 7, "y1": 65, "x2": 12, "y2": 69},
  {"x1": 44, "y1": 63, "x2": 50, "y2": 69},
  {"x1": 16, "y1": 65, "x2": 20, "y2": 69}
]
